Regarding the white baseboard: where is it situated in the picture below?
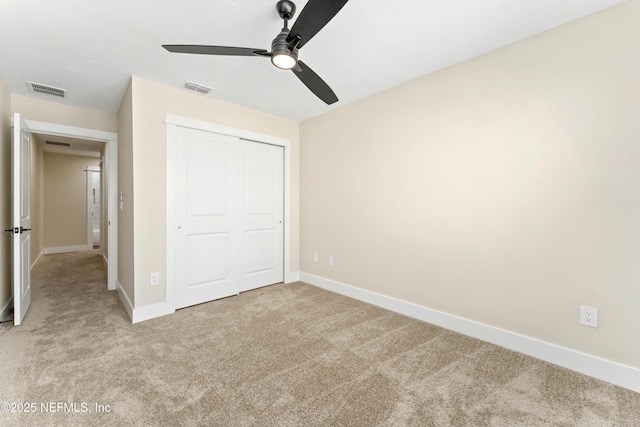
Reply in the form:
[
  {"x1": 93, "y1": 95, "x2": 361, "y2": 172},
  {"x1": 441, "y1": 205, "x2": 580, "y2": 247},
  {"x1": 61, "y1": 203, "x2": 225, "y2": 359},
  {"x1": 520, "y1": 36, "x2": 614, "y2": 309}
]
[
  {"x1": 31, "y1": 249, "x2": 44, "y2": 270},
  {"x1": 116, "y1": 280, "x2": 174, "y2": 324},
  {"x1": 299, "y1": 272, "x2": 640, "y2": 393},
  {"x1": 44, "y1": 245, "x2": 93, "y2": 255},
  {"x1": 0, "y1": 297, "x2": 13, "y2": 322},
  {"x1": 116, "y1": 280, "x2": 134, "y2": 321},
  {"x1": 286, "y1": 271, "x2": 300, "y2": 283},
  {"x1": 132, "y1": 302, "x2": 174, "y2": 324},
  {"x1": 125, "y1": 271, "x2": 297, "y2": 323},
  {"x1": 102, "y1": 254, "x2": 108, "y2": 268}
]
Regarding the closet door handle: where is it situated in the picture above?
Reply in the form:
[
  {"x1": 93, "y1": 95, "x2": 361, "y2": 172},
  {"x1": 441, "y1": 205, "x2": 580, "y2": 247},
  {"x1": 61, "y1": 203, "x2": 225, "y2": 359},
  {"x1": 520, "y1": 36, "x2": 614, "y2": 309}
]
[{"x1": 20, "y1": 227, "x2": 32, "y2": 233}]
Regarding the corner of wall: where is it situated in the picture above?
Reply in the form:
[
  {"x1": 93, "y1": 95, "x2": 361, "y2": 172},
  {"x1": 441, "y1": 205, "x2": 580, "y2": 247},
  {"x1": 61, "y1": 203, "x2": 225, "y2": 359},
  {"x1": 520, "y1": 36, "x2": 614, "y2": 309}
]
[{"x1": 116, "y1": 78, "x2": 135, "y2": 309}]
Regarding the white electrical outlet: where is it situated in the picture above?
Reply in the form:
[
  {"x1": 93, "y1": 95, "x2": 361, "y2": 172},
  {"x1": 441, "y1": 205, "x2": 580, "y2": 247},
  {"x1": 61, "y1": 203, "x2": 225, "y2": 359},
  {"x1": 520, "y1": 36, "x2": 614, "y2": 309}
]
[
  {"x1": 328, "y1": 256, "x2": 334, "y2": 266},
  {"x1": 580, "y1": 305, "x2": 598, "y2": 328},
  {"x1": 313, "y1": 252, "x2": 318, "y2": 263},
  {"x1": 150, "y1": 272, "x2": 160, "y2": 286}
]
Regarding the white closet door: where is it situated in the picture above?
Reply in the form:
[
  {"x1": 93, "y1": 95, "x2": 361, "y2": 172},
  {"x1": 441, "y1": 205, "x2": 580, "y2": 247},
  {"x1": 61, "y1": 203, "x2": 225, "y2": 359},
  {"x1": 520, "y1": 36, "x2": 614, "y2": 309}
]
[
  {"x1": 176, "y1": 127, "x2": 240, "y2": 309},
  {"x1": 239, "y1": 140, "x2": 284, "y2": 292}
]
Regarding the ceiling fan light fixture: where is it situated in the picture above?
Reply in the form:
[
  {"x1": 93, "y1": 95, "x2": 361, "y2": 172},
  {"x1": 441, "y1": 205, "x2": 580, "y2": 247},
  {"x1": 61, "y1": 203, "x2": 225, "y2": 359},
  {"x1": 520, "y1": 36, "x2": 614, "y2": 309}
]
[
  {"x1": 272, "y1": 51, "x2": 297, "y2": 69},
  {"x1": 271, "y1": 28, "x2": 298, "y2": 70}
]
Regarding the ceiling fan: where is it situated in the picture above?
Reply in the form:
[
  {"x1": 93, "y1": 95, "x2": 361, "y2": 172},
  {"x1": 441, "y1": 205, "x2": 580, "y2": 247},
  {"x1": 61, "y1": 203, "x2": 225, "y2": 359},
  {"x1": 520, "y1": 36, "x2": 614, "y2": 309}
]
[{"x1": 163, "y1": 0, "x2": 349, "y2": 105}]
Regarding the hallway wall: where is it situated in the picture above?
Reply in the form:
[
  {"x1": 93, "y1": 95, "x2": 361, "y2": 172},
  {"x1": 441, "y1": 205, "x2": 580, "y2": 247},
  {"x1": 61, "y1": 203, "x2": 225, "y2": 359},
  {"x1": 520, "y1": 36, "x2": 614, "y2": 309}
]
[
  {"x1": 43, "y1": 152, "x2": 100, "y2": 250},
  {"x1": 116, "y1": 81, "x2": 134, "y2": 304},
  {"x1": 0, "y1": 75, "x2": 11, "y2": 319}
]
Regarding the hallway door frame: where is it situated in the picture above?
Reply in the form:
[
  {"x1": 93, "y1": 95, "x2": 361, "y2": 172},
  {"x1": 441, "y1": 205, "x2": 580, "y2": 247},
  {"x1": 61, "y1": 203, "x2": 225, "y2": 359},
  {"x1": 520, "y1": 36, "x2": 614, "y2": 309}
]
[{"x1": 23, "y1": 119, "x2": 118, "y2": 291}]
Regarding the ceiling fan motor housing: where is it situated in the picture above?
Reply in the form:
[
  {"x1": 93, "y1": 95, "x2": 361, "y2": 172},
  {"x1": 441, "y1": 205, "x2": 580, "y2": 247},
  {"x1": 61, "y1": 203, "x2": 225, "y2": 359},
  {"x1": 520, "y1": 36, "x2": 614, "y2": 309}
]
[{"x1": 271, "y1": 30, "x2": 298, "y2": 69}]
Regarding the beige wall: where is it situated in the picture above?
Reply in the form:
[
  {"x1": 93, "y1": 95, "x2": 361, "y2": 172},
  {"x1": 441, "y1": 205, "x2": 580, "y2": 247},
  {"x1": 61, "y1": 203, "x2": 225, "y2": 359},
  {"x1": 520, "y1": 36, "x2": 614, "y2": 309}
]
[
  {"x1": 12, "y1": 95, "x2": 117, "y2": 133},
  {"x1": 30, "y1": 137, "x2": 44, "y2": 262},
  {"x1": 300, "y1": 0, "x2": 640, "y2": 369},
  {"x1": 129, "y1": 76, "x2": 300, "y2": 307},
  {"x1": 117, "y1": 80, "x2": 135, "y2": 303},
  {"x1": 0, "y1": 75, "x2": 11, "y2": 316},
  {"x1": 43, "y1": 152, "x2": 99, "y2": 248}
]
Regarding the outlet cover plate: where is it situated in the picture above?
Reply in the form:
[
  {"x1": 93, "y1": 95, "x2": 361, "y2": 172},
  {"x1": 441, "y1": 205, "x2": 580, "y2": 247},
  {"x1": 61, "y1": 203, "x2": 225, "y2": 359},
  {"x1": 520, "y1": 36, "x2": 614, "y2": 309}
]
[
  {"x1": 150, "y1": 272, "x2": 160, "y2": 286},
  {"x1": 580, "y1": 305, "x2": 598, "y2": 328}
]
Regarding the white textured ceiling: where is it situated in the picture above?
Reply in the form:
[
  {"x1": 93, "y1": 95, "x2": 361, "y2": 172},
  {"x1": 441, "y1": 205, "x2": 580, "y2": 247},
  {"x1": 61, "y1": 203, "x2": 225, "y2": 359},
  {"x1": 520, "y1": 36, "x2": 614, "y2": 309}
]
[{"x1": 0, "y1": 0, "x2": 626, "y2": 122}]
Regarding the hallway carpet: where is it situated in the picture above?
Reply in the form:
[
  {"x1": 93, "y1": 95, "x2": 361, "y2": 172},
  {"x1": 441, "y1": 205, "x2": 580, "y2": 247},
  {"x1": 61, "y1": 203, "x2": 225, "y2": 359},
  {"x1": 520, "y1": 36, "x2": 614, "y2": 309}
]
[{"x1": 0, "y1": 250, "x2": 638, "y2": 426}]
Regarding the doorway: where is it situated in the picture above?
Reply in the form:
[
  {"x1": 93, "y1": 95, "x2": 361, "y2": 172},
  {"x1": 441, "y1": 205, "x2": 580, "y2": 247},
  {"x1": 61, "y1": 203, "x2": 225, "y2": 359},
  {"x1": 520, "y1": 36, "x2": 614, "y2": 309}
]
[
  {"x1": 86, "y1": 165, "x2": 103, "y2": 252},
  {"x1": 21, "y1": 119, "x2": 117, "y2": 291}
]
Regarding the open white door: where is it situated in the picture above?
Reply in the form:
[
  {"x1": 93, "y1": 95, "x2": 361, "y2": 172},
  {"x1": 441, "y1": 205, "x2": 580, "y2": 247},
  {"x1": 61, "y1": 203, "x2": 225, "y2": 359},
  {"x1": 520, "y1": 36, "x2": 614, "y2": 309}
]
[{"x1": 11, "y1": 113, "x2": 32, "y2": 326}]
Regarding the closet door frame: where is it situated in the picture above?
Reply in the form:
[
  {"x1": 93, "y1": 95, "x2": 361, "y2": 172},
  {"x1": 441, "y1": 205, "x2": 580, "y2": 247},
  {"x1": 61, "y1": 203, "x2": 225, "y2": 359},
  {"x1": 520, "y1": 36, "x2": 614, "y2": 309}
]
[{"x1": 165, "y1": 114, "x2": 292, "y2": 312}]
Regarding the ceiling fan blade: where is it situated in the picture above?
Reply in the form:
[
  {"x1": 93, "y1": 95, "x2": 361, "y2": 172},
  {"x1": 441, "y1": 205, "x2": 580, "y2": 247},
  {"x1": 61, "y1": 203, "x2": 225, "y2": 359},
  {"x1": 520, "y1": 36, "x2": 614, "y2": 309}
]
[
  {"x1": 291, "y1": 60, "x2": 338, "y2": 105},
  {"x1": 162, "y1": 45, "x2": 270, "y2": 57},
  {"x1": 286, "y1": 0, "x2": 349, "y2": 49}
]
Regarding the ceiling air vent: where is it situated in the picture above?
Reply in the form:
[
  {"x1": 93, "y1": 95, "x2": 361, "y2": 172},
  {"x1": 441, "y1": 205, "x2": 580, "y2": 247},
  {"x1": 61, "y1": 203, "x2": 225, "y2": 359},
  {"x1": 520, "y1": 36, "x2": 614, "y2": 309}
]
[
  {"x1": 45, "y1": 140, "x2": 71, "y2": 147},
  {"x1": 26, "y1": 81, "x2": 67, "y2": 98},
  {"x1": 183, "y1": 80, "x2": 213, "y2": 95}
]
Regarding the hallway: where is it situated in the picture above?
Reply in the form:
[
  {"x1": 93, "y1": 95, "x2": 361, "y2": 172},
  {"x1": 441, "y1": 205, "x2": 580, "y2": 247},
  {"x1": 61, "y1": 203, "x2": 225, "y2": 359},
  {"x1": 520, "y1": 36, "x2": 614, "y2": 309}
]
[
  {"x1": 26, "y1": 250, "x2": 121, "y2": 328},
  {"x1": 0, "y1": 250, "x2": 129, "y2": 425}
]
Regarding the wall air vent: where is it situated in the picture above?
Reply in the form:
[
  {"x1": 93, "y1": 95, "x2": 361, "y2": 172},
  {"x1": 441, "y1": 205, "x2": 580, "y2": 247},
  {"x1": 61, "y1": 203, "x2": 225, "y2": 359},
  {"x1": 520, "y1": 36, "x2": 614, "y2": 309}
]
[
  {"x1": 183, "y1": 80, "x2": 213, "y2": 95},
  {"x1": 26, "y1": 81, "x2": 67, "y2": 98},
  {"x1": 45, "y1": 140, "x2": 71, "y2": 147}
]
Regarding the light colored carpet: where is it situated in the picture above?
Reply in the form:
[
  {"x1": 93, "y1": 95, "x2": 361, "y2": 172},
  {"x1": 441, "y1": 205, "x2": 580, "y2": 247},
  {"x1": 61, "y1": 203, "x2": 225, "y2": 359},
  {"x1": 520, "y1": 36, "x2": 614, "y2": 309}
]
[{"x1": 0, "y1": 250, "x2": 638, "y2": 426}]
